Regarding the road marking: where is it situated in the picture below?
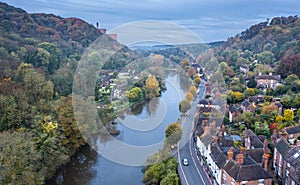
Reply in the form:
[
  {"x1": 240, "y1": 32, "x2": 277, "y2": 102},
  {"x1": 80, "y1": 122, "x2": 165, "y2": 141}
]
[
  {"x1": 189, "y1": 135, "x2": 206, "y2": 185},
  {"x1": 177, "y1": 143, "x2": 189, "y2": 185}
]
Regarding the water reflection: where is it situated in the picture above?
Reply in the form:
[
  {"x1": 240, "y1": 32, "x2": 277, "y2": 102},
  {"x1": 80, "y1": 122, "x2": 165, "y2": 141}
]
[{"x1": 47, "y1": 74, "x2": 187, "y2": 185}]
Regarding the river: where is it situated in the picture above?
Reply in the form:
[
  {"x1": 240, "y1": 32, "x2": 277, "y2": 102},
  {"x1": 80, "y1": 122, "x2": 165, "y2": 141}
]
[{"x1": 47, "y1": 74, "x2": 187, "y2": 185}]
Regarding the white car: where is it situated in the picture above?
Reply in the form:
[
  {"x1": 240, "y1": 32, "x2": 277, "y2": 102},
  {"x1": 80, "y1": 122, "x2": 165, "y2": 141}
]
[{"x1": 182, "y1": 158, "x2": 189, "y2": 166}]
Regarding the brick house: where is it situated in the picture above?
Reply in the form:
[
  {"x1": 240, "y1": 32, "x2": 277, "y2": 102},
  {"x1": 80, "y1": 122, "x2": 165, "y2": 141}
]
[
  {"x1": 285, "y1": 126, "x2": 300, "y2": 144},
  {"x1": 283, "y1": 145, "x2": 300, "y2": 185},
  {"x1": 222, "y1": 156, "x2": 272, "y2": 185},
  {"x1": 255, "y1": 72, "x2": 281, "y2": 89},
  {"x1": 209, "y1": 143, "x2": 227, "y2": 185},
  {"x1": 204, "y1": 128, "x2": 272, "y2": 185},
  {"x1": 240, "y1": 64, "x2": 250, "y2": 74},
  {"x1": 273, "y1": 138, "x2": 291, "y2": 182}
]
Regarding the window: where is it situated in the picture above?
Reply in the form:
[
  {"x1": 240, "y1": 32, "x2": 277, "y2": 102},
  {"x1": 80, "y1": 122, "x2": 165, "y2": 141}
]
[
  {"x1": 223, "y1": 173, "x2": 226, "y2": 185},
  {"x1": 292, "y1": 151, "x2": 300, "y2": 159}
]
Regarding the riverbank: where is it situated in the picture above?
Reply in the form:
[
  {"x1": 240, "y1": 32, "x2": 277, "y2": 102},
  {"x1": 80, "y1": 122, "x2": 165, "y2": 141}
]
[{"x1": 47, "y1": 74, "x2": 185, "y2": 185}]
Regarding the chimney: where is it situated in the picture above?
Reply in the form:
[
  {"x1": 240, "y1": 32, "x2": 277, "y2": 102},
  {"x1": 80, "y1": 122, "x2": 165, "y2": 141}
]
[
  {"x1": 236, "y1": 153, "x2": 244, "y2": 165},
  {"x1": 241, "y1": 147, "x2": 246, "y2": 155},
  {"x1": 213, "y1": 136, "x2": 218, "y2": 144},
  {"x1": 263, "y1": 153, "x2": 270, "y2": 171},
  {"x1": 227, "y1": 149, "x2": 233, "y2": 160},
  {"x1": 263, "y1": 139, "x2": 268, "y2": 151},
  {"x1": 279, "y1": 129, "x2": 288, "y2": 140}
]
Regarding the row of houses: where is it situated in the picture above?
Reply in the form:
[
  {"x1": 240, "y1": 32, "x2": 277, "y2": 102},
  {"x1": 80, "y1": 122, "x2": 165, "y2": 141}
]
[
  {"x1": 195, "y1": 98, "x2": 273, "y2": 185},
  {"x1": 195, "y1": 96, "x2": 300, "y2": 185},
  {"x1": 196, "y1": 123, "x2": 273, "y2": 184},
  {"x1": 273, "y1": 125, "x2": 300, "y2": 185},
  {"x1": 228, "y1": 95, "x2": 283, "y2": 123}
]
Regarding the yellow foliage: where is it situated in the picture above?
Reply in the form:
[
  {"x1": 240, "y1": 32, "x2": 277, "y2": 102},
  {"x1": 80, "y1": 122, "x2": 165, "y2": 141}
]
[
  {"x1": 276, "y1": 115, "x2": 283, "y2": 123},
  {"x1": 189, "y1": 86, "x2": 197, "y2": 96},
  {"x1": 232, "y1": 91, "x2": 243, "y2": 102},
  {"x1": 186, "y1": 92, "x2": 194, "y2": 102}
]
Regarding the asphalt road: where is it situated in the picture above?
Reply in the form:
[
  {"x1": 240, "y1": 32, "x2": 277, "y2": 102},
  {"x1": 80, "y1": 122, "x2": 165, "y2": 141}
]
[{"x1": 177, "y1": 82, "x2": 211, "y2": 185}]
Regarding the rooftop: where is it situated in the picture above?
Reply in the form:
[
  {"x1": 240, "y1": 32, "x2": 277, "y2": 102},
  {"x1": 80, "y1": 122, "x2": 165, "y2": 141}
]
[
  {"x1": 223, "y1": 159, "x2": 272, "y2": 181},
  {"x1": 274, "y1": 138, "x2": 291, "y2": 155}
]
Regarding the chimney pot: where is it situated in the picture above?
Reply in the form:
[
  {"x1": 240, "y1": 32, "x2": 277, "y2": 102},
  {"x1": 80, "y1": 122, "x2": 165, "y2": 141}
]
[
  {"x1": 236, "y1": 153, "x2": 244, "y2": 165},
  {"x1": 227, "y1": 149, "x2": 234, "y2": 160},
  {"x1": 213, "y1": 136, "x2": 218, "y2": 144}
]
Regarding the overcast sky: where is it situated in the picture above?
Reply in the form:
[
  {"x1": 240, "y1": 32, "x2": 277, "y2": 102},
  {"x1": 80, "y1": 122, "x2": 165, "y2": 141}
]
[{"x1": 2, "y1": 0, "x2": 299, "y2": 42}]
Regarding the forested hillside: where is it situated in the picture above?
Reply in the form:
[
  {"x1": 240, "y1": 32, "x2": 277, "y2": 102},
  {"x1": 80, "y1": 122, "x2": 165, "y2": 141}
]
[
  {"x1": 0, "y1": 2, "x2": 137, "y2": 184},
  {"x1": 214, "y1": 15, "x2": 300, "y2": 78}
]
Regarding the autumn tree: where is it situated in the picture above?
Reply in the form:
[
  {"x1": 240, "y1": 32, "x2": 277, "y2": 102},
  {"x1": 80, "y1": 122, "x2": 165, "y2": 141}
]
[
  {"x1": 179, "y1": 58, "x2": 190, "y2": 69},
  {"x1": 145, "y1": 75, "x2": 160, "y2": 99},
  {"x1": 261, "y1": 104, "x2": 278, "y2": 115},
  {"x1": 189, "y1": 86, "x2": 197, "y2": 96},
  {"x1": 244, "y1": 88, "x2": 257, "y2": 98},
  {"x1": 194, "y1": 75, "x2": 201, "y2": 86},
  {"x1": 186, "y1": 92, "x2": 194, "y2": 102},
  {"x1": 276, "y1": 115, "x2": 283, "y2": 123},
  {"x1": 56, "y1": 95, "x2": 85, "y2": 152},
  {"x1": 165, "y1": 122, "x2": 182, "y2": 145},
  {"x1": 278, "y1": 54, "x2": 300, "y2": 78},
  {"x1": 187, "y1": 67, "x2": 196, "y2": 78},
  {"x1": 226, "y1": 90, "x2": 244, "y2": 104},
  {"x1": 284, "y1": 109, "x2": 294, "y2": 123}
]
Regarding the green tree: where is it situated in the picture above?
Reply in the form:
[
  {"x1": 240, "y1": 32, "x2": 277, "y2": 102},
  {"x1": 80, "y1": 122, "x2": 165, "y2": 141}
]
[
  {"x1": 247, "y1": 77, "x2": 257, "y2": 88},
  {"x1": 17, "y1": 63, "x2": 54, "y2": 104},
  {"x1": 129, "y1": 87, "x2": 143, "y2": 102},
  {"x1": 38, "y1": 42, "x2": 61, "y2": 74},
  {"x1": 179, "y1": 99, "x2": 191, "y2": 113},
  {"x1": 254, "y1": 64, "x2": 272, "y2": 75},
  {"x1": 241, "y1": 112, "x2": 255, "y2": 128},
  {"x1": 293, "y1": 93, "x2": 300, "y2": 107},
  {"x1": 165, "y1": 122, "x2": 182, "y2": 144},
  {"x1": 256, "y1": 51, "x2": 274, "y2": 64},
  {"x1": 160, "y1": 172, "x2": 179, "y2": 185},
  {"x1": 244, "y1": 88, "x2": 257, "y2": 98},
  {"x1": 280, "y1": 95, "x2": 293, "y2": 108},
  {"x1": 143, "y1": 163, "x2": 164, "y2": 185},
  {"x1": 0, "y1": 95, "x2": 19, "y2": 130}
]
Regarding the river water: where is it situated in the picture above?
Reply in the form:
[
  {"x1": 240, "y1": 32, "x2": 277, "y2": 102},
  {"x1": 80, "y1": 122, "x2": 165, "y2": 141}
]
[{"x1": 47, "y1": 74, "x2": 187, "y2": 185}]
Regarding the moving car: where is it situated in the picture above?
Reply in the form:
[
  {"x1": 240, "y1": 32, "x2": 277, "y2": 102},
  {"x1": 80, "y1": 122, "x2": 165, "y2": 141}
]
[{"x1": 182, "y1": 158, "x2": 189, "y2": 166}]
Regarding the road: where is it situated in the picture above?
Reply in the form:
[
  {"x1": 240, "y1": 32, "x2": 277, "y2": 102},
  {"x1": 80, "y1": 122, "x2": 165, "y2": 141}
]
[{"x1": 177, "y1": 82, "x2": 211, "y2": 185}]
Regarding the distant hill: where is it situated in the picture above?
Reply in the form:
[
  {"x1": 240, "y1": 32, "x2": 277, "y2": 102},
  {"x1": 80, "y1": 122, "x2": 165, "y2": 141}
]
[
  {"x1": 216, "y1": 16, "x2": 300, "y2": 60},
  {"x1": 213, "y1": 15, "x2": 300, "y2": 78},
  {"x1": 0, "y1": 2, "x2": 139, "y2": 94},
  {"x1": 0, "y1": 2, "x2": 103, "y2": 55}
]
